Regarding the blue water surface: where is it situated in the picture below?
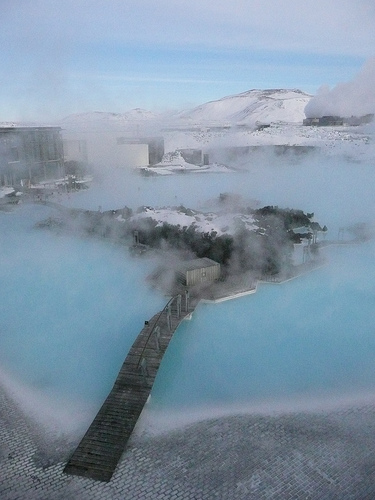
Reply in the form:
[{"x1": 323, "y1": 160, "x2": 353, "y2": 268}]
[
  {"x1": 0, "y1": 204, "x2": 166, "y2": 405},
  {"x1": 151, "y1": 242, "x2": 375, "y2": 409},
  {"x1": 1, "y1": 157, "x2": 375, "y2": 428}
]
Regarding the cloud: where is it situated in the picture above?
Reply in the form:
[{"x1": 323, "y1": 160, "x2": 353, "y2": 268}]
[{"x1": 305, "y1": 57, "x2": 375, "y2": 118}]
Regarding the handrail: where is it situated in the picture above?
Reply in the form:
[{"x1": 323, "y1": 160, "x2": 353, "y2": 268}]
[{"x1": 135, "y1": 295, "x2": 178, "y2": 369}]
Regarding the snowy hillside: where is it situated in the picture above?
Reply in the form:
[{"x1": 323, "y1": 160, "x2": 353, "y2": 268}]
[
  {"x1": 176, "y1": 89, "x2": 311, "y2": 126},
  {"x1": 58, "y1": 89, "x2": 311, "y2": 131},
  {"x1": 3, "y1": 87, "x2": 373, "y2": 166}
]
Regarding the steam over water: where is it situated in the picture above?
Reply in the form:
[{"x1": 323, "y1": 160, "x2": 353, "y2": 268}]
[
  {"x1": 1, "y1": 156, "x2": 375, "y2": 433},
  {"x1": 152, "y1": 240, "x2": 375, "y2": 411},
  {"x1": 0, "y1": 204, "x2": 166, "y2": 431}
]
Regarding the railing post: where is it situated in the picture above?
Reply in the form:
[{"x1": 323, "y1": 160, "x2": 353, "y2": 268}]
[
  {"x1": 154, "y1": 325, "x2": 160, "y2": 351},
  {"x1": 137, "y1": 296, "x2": 177, "y2": 369},
  {"x1": 165, "y1": 301, "x2": 173, "y2": 331},
  {"x1": 166, "y1": 307, "x2": 172, "y2": 330},
  {"x1": 185, "y1": 289, "x2": 189, "y2": 312},
  {"x1": 177, "y1": 294, "x2": 182, "y2": 318}
]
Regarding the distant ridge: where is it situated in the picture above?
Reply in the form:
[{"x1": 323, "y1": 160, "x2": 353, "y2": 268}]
[{"x1": 4, "y1": 89, "x2": 312, "y2": 130}]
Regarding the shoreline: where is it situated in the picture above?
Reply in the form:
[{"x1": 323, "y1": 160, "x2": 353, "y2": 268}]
[
  {"x1": 197, "y1": 258, "x2": 326, "y2": 304},
  {"x1": 194, "y1": 235, "x2": 368, "y2": 304}
]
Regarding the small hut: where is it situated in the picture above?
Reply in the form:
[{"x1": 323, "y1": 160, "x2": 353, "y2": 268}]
[{"x1": 176, "y1": 258, "x2": 220, "y2": 286}]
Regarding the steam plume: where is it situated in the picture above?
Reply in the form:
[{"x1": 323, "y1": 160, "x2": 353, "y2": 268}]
[{"x1": 305, "y1": 57, "x2": 375, "y2": 118}]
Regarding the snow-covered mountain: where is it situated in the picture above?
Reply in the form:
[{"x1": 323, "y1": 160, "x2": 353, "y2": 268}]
[
  {"x1": 58, "y1": 89, "x2": 311, "y2": 131},
  {"x1": 176, "y1": 89, "x2": 311, "y2": 126}
]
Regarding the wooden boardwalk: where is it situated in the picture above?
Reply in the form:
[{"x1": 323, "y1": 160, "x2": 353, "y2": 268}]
[{"x1": 63, "y1": 294, "x2": 195, "y2": 482}]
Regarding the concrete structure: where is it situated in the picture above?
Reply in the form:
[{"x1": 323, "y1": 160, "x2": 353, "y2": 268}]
[
  {"x1": 0, "y1": 126, "x2": 64, "y2": 186},
  {"x1": 176, "y1": 258, "x2": 221, "y2": 287},
  {"x1": 179, "y1": 148, "x2": 203, "y2": 165},
  {"x1": 116, "y1": 138, "x2": 149, "y2": 167},
  {"x1": 60, "y1": 131, "x2": 164, "y2": 170},
  {"x1": 116, "y1": 137, "x2": 164, "y2": 166}
]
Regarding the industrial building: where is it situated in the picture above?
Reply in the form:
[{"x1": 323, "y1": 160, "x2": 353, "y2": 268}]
[
  {"x1": 60, "y1": 129, "x2": 164, "y2": 171},
  {"x1": 303, "y1": 114, "x2": 374, "y2": 127},
  {"x1": 303, "y1": 116, "x2": 344, "y2": 126},
  {"x1": 116, "y1": 136, "x2": 164, "y2": 166},
  {"x1": 0, "y1": 126, "x2": 64, "y2": 186}
]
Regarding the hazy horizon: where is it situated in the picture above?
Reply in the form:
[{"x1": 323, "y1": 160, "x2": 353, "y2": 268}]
[{"x1": 1, "y1": 1, "x2": 375, "y2": 121}]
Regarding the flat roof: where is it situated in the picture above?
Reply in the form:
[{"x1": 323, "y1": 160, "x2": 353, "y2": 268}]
[{"x1": 178, "y1": 257, "x2": 220, "y2": 272}]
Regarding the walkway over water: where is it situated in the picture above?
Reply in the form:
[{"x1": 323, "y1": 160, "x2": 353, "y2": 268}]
[{"x1": 64, "y1": 293, "x2": 195, "y2": 482}]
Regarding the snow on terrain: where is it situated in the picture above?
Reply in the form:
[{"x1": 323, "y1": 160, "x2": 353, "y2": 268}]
[
  {"x1": 55, "y1": 89, "x2": 311, "y2": 136},
  {"x1": 139, "y1": 150, "x2": 233, "y2": 175},
  {"x1": 0, "y1": 187, "x2": 17, "y2": 198},
  {"x1": 176, "y1": 89, "x2": 311, "y2": 126},
  {"x1": 3, "y1": 87, "x2": 374, "y2": 174},
  {"x1": 120, "y1": 206, "x2": 257, "y2": 236},
  {"x1": 164, "y1": 122, "x2": 374, "y2": 162}
]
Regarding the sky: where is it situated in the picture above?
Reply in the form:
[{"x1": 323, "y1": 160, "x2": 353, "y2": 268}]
[{"x1": 1, "y1": 0, "x2": 375, "y2": 121}]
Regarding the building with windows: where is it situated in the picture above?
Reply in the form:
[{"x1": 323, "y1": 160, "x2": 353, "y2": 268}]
[{"x1": 0, "y1": 126, "x2": 64, "y2": 186}]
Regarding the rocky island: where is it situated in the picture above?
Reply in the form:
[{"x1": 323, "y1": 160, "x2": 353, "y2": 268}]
[{"x1": 36, "y1": 194, "x2": 328, "y2": 300}]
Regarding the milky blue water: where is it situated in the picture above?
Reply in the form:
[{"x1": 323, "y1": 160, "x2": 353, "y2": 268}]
[
  {"x1": 151, "y1": 241, "x2": 375, "y2": 410},
  {"x1": 0, "y1": 204, "x2": 165, "y2": 411},
  {"x1": 1, "y1": 156, "x2": 375, "y2": 431}
]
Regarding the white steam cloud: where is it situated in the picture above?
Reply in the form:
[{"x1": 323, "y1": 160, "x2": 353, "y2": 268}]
[{"x1": 305, "y1": 57, "x2": 375, "y2": 118}]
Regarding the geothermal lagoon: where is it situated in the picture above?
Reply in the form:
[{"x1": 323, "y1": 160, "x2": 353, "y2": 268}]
[
  {"x1": 1, "y1": 159, "x2": 375, "y2": 435},
  {"x1": 152, "y1": 240, "x2": 375, "y2": 412}
]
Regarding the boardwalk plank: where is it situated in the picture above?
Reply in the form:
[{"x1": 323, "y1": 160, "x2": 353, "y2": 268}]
[{"x1": 64, "y1": 296, "x2": 194, "y2": 482}]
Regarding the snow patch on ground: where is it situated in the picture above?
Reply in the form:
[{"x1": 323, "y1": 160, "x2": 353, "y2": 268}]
[
  {"x1": 164, "y1": 123, "x2": 373, "y2": 162},
  {"x1": 126, "y1": 206, "x2": 257, "y2": 236},
  {"x1": 138, "y1": 150, "x2": 233, "y2": 176}
]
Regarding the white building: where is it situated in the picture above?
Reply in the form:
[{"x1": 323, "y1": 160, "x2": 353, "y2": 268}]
[{"x1": 61, "y1": 130, "x2": 163, "y2": 170}]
